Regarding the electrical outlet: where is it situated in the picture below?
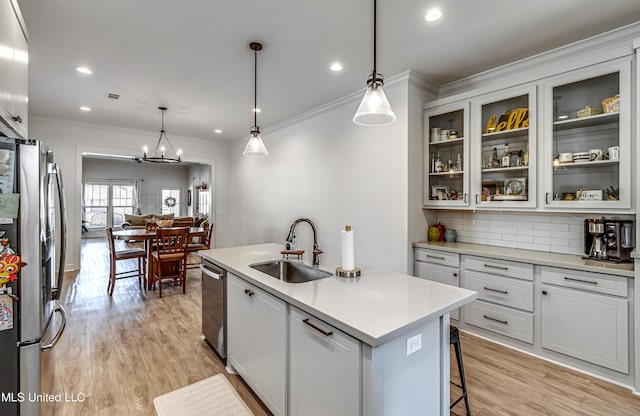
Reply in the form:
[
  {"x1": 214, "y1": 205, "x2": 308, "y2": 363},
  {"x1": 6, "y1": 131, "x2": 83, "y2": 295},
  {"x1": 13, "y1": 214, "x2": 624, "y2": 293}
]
[{"x1": 406, "y1": 333, "x2": 422, "y2": 356}]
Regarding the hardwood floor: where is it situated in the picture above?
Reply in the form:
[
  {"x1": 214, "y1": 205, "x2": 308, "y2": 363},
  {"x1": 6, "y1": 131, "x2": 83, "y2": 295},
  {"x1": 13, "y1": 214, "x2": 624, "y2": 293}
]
[
  {"x1": 49, "y1": 237, "x2": 640, "y2": 415},
  {"x1": 48, "y1": 237, "x2": 269, "y2": 416}
]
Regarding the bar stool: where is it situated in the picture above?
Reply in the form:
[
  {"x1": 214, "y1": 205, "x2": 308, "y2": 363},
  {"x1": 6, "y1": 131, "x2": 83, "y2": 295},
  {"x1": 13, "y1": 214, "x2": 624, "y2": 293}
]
[{"x1": 450, "y1": 325, "x2": 471, "y2": 415}]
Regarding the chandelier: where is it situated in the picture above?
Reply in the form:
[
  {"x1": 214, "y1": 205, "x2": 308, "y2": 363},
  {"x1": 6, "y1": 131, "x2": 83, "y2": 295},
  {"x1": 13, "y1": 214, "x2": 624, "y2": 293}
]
[{"x1": 143, "y1": 106, "x2": 182, "y2": 163}]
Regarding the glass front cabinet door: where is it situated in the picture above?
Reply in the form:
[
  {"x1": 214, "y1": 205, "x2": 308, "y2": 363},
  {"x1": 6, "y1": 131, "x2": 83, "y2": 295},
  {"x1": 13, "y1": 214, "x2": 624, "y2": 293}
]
[
  {"x1": 542, "y1": 60, "x2": 631, "y2": 209},
  {"x1": 423, "y1": 102, "x2": 470, "y2": 207},
  {"x1": 471, "y1": 85, "x2": 537, "y2": 209}
]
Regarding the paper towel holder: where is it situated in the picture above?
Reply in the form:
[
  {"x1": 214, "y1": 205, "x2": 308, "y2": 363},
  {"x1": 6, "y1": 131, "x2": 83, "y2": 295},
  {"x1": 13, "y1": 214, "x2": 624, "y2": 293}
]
[{"x1": 336, "y1": 266, "x2": 361, "y2": 277}]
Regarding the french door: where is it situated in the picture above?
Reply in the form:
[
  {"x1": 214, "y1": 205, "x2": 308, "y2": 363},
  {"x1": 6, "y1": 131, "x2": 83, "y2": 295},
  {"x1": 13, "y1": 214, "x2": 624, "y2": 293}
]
[{"x1": 83, "y1": 180, "x2": 135, "y2": 229}]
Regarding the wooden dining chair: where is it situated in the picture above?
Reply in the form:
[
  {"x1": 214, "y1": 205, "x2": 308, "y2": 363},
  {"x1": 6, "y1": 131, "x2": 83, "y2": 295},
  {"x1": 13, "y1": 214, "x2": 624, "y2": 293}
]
[
  {"x1": 150, "y1": 227, "x2": 189, "y2": 298},
  {"x1": 105, "y1": 226, "x2": 147, "y2": 296},
  {"x1": 186, "y1": 222, "x2": 214, "y2": 269}
]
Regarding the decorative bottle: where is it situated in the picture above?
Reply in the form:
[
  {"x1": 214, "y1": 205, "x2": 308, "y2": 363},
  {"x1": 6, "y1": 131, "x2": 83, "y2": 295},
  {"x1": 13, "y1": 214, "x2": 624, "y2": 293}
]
[
  {"x1": 435, "y1": 151, "x2": 443, "y2": 173},
  {"x1": 491, "y1": 147, "x2": 500, "y2": 168},
  {"x1": 502, "y1": 143, "x2": 510, "y2": 167},
  {"x1": 522, "y1": 142, "x2": 529, "y2": 166}
]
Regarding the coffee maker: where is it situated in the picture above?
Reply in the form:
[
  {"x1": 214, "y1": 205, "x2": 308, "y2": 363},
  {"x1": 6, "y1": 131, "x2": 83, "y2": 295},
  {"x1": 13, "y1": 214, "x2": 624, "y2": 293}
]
[{"x1": 584, "y1": 218, "x2": 633, "y2": 262}]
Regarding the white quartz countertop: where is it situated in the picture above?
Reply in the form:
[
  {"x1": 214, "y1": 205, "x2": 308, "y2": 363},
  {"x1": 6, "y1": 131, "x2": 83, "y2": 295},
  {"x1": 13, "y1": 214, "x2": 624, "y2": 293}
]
[
  {"x1": 199, "y1": 243, "x2": 476, "y2": 347},
  {"x1": 413, "y1": 241, "x2": 634, "y2": 278}
]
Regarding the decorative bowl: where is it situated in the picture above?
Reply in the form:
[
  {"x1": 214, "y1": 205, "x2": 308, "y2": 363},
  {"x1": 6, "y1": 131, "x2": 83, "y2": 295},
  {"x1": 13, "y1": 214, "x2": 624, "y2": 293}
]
[
  {"x1": 576, "y1": 106, "x2": 601, "y2": 118},
  {"x1": 156, "y1": 219, "x2": 174, "y2": 228},
  {"x1": 601, "y1": 94, "x2": 620, "y2": 113}
]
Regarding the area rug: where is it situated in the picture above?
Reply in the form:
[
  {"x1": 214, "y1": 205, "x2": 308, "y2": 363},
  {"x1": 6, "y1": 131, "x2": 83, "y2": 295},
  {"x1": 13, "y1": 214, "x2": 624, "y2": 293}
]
[{"x1": 153, "y1": 374, "x2": 254, "y2": 416}]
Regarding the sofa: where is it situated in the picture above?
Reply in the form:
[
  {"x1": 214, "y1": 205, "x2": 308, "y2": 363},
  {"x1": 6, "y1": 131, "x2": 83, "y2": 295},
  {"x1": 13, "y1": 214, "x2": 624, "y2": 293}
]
[{"x1": 121, "y1": 213, "x2": 195, "y2": 230}]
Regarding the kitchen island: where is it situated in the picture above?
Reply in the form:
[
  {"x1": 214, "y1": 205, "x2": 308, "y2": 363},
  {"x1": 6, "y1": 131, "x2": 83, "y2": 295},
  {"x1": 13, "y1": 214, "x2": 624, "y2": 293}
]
[{"x1": 200, "y1": 243, "x2": 476, "y2": 416}]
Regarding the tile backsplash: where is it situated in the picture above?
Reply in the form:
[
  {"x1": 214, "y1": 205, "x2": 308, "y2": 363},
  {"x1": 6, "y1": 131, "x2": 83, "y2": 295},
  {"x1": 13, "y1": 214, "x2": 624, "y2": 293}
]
[{"x1": 435, "y1": 211, "x2": 634, "y2": 256}]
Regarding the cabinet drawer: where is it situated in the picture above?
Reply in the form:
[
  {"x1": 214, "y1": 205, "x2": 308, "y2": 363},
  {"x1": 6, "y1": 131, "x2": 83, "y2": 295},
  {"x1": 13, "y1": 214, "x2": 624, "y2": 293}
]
[
  {"x1": 413, "y1": 262, "x2": 461, "y2": 320},
  {"x1": 465, "y1": 270, "x2": 533, "y2": 312},
  {"x1": 414, "y1": 261, "x2": 459, "y2": 286},
  {"x1": 414, "y1": 248, "x2": 459, "y2": 267},
  {"x1": 464, "y1": 300, "x2": 533, "y2": 344},
  {"x1": 464, "y1": 255, "x2": 533, "y2": 281},
  {"x1": 541, "y1": 266, "x2": 627, "y2": 297}
]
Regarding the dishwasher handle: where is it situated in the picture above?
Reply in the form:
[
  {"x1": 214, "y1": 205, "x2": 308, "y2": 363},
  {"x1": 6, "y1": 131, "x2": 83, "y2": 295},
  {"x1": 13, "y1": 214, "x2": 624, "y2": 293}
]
[{"x1": 200, "y1": 263, "x2": 224, "y2": 280}]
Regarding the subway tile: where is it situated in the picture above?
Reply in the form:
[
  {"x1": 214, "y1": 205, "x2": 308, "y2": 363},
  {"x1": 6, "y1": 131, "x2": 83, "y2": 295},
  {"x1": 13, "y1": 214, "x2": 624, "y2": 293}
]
[
  {"x1": 534, "y1": 222, "x2": 569, "y2": 232},
  {"x1": 516, "y1": 242, "x2": 551, "y2": 252},
  {"x1": 506, "y1": 234, "x2": 533, "y2": 243},
  {"x1": 534, "y1": 236, "x2": 568, "y2": 246},
  {"x1": 550, "y1": 245, "x2": 583, "y2": 256},
  {"x1": 517, "y1": 228, "x2": 550, "y2": 237}
]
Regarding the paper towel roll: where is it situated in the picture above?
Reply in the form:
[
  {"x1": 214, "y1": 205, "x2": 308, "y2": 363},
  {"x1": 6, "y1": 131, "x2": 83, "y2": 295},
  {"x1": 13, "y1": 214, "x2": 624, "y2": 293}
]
[{"x1": 341, "y1": 225, "x2": 355, "y2": 270}]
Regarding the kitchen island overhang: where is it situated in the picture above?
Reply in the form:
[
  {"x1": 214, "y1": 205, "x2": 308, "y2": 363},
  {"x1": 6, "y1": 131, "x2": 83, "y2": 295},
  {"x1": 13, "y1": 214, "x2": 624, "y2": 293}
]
[{"x1": 200, "y1": 243, "x2": 477, "y2": 416}]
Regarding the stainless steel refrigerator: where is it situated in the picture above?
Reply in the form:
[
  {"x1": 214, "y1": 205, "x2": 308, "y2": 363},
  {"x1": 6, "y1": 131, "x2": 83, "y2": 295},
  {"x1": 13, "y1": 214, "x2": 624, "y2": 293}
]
[{"x1": 0, "y1": 137, "x2": 67, "y2": 415}]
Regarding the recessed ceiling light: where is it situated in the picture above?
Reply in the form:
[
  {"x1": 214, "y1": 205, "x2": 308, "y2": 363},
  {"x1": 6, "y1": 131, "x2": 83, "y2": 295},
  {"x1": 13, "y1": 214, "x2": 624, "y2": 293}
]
[
  {"x1": 330, "y1": 62, "x2": 343, "y2": 72},
  {"x1": 253, "y1": 108, "x2": 261, "y2": 113},
  {"x1": 425, "y1": 8, "x2": 442, "y2": 22},
  {"x1": 80, "y1": 106, "x2": 91, "y2": 112},
  {"x1": 214, "y1": 129, "x2": 222, "y2": 134},
  {"x1": 75, "y1": 66, "x2": 93, "y2": 74}
]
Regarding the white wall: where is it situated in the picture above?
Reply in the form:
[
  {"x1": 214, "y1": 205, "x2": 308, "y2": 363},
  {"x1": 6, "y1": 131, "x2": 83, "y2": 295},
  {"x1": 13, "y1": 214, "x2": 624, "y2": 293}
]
[
  {"x1": 28, "y1": 117, "x2": 231, "y2": 271},
  {"x1": 228, "y1": 73, "x2": 428, "y2": 273}
]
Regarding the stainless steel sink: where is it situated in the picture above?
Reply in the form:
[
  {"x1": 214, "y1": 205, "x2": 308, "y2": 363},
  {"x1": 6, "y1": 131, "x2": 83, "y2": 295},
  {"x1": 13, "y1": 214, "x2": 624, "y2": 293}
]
[{"x1": 249, "y1": 260, "x2": 333, "y2": 283}]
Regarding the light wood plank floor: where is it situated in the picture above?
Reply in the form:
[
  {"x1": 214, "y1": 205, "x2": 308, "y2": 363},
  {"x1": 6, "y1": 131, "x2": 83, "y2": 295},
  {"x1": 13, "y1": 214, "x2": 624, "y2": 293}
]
[{"x1": 48, "y1": 237, "x2": 640, "y2": 415}]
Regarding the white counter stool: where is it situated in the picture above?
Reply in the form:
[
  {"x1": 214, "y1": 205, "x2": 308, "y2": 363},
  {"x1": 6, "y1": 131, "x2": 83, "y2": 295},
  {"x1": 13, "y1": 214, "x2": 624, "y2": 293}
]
[{"x1": 450, "y1": 325, "x2": 471, "y2": 415}]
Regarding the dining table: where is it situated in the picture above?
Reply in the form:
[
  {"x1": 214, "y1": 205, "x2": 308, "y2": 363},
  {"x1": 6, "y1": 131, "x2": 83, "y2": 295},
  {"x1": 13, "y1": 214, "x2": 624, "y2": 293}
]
[{"x1": 113, "y1": 226, "x2": 206, "y2": 289}]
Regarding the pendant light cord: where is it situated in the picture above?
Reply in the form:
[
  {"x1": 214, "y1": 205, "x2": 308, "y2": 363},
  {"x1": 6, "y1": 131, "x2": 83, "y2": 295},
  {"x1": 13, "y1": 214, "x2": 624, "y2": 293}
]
[
  {"x1": 373, "y1": 0, "x2": 377, "y2": 81},
  {"x1": 254, "y1": 47, "x2": 258, "y2": 128}
]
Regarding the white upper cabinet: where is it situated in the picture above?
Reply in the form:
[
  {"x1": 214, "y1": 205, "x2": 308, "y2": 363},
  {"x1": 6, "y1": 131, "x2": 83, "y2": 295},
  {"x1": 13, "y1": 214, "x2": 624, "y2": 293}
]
[
  {"x1": 542, "y1": 59, "x2": 631, "y2": 210},
  {"x1": 423, "y1": 101, "x2": 470, "y2": 207},
  {"x1": 470, "y1": 85, "x2": 537, "y2": 209},
  {"x1": 0, "y1": 0, "x2": 28, "y2": 138}
]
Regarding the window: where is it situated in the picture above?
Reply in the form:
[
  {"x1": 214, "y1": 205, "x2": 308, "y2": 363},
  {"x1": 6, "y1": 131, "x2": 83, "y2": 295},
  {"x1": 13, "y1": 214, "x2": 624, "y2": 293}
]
[
  {"x1": 161, "y1": 188, "x2": 181, "y2": 216},
  {"x1": 83, "y1": 181, "x2": 135, "y2": 228}
]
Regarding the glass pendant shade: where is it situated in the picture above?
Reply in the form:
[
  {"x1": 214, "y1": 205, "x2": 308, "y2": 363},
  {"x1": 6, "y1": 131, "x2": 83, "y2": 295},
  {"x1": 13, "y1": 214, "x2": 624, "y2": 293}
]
[
  {"x1": 353, "y1": 80, "x2": 396, "y2": 126},
  {"x1": 243, "y1": 129, "x2": 268, "y2": 156}
]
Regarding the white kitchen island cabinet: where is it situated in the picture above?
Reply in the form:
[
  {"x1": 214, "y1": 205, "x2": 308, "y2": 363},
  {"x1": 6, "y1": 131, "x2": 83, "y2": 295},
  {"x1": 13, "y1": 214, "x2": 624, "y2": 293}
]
[
  {"x1": 227, "y1": 272, "x2": 287, "y2": 416},
  {"x1": 201, "y1": 243, "x2": 476, "y2": 416},
  {"x1": 289, "y1": 306, "x2": 360, "y2": 416}
]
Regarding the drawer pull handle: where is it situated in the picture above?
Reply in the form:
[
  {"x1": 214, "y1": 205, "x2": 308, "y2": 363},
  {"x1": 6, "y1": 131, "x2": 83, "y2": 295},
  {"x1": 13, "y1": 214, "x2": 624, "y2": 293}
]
[
  {"x1": 484, "y1": 264, "x2": 508, "y2": 270},
  {"x1": 453, "y1": 273, "x2": 458, "y2": 277},
  {"x1": 426, "y1": 255, "x2": 445, "y2": 260},
  {"x1": 244, "y1": 289, "x2": 255, "y2": 296},
  {"x1": 302, "y1": 318, "x2": 333, "y2": 337},
  {"x1": 563, "y1": 277, "x2": 598, "y2": 285},
  {"x1": 483, "y1": 286, "x2": 508, "y2": 295},
  {"x1": 483, "y1": 315, "x2": 508, "y2": 325}
]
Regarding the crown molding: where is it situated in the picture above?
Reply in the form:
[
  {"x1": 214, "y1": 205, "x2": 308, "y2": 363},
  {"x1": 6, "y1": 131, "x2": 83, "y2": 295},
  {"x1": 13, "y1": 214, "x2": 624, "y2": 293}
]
[
  {"x1": 439, "y1": 21, "x2": 640, "y2": 99},
  {"x1": 232, "y1": 70, "x2": 435, "y2": 147}
]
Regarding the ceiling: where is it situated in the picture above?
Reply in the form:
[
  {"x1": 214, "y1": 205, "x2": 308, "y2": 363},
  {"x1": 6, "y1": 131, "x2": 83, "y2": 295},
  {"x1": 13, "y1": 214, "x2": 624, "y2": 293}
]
[{"x1": 18, "y1": 0, "x2": 640, "y2": 145}]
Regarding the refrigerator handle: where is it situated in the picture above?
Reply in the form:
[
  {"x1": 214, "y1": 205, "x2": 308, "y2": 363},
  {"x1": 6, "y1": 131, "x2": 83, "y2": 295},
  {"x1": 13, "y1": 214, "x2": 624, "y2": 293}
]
[
  {"x1": 41, "y1": 306, "x2": 66, "y2": 350},
  {"x1": 51, "y1": 163, "x2": 67, "y2": 300}
]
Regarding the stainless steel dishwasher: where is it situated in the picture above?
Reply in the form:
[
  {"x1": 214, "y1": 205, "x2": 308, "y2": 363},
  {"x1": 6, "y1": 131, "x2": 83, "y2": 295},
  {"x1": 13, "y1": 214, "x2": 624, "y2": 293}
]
[{"x1": 200, "y1": 260, "x2": 226, "y2": 360}]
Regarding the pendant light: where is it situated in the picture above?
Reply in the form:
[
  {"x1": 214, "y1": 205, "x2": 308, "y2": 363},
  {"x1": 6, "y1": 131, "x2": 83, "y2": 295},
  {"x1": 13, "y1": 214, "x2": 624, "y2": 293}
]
[
  {"x1": 353, "y1": 0, "x2": 396, "y2": 126},
  {"x1": 143, "y1": 106, "x2": 182, "y2": 163},
  {"x1": 243, "y1": 42, "x2": 269, "y2": 156}
]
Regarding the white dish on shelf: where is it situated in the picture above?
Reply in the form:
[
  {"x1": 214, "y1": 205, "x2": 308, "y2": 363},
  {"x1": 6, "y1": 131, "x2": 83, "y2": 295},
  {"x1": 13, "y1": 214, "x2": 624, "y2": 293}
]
[{"x1": 493, "y1": 195, "x2": 527, "y2": 201}]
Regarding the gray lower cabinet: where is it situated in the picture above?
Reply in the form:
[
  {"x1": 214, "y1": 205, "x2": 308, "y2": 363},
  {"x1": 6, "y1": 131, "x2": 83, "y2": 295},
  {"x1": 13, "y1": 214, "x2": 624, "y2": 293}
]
[
  {"x1": 463, "y1": 255, "x2": 534, "y2": 343},
  {"x1": 540, "y1": 267, "x2": 628, "y2": 373},
  {"x1": 289, "y1": 306, "x2": 361, "y2": 416},
  {"x1": 227, "y1": 272, "x2": 287, "y2": 415},
  {"x1": 413, "y1": 248, "x2": 460, "y2": 320}
]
